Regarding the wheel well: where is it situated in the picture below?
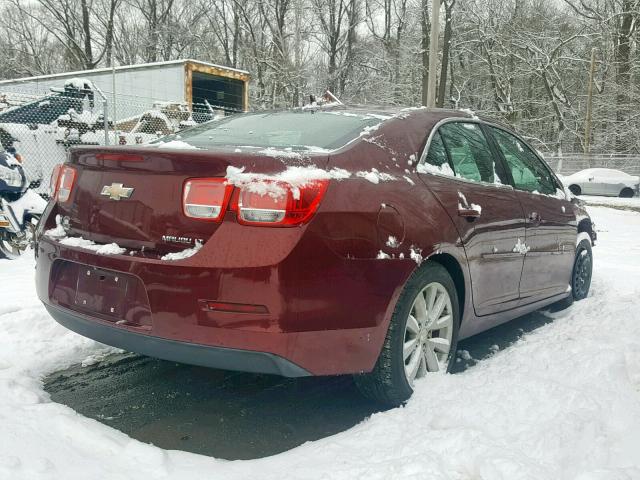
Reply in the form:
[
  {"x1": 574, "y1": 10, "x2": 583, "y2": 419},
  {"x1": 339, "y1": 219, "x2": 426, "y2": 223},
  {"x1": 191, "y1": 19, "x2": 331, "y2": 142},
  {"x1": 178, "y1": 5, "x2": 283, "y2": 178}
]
[
  {"x1": 428, "y1": 253, "x2": 465, "y2": 315},
  {"x1": 620, "y1": 187, "x2": 635, "y2": 197},
  {"x1": 569, "y1": 184, "x2": 581, "y2": 195},
  {"x1": 578, "y1": 218, "x2": 592, "y2": 235}
]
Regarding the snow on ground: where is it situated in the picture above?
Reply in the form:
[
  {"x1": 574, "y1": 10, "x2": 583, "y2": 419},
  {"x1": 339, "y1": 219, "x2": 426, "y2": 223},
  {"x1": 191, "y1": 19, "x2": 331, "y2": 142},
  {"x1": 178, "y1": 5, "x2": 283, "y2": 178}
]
[
  {"x1": 1, "y1": 206, "x2": 640, "y2": 479},
  {"x1": 579, "y1": 195, "x2": 640, "y2": 211}
]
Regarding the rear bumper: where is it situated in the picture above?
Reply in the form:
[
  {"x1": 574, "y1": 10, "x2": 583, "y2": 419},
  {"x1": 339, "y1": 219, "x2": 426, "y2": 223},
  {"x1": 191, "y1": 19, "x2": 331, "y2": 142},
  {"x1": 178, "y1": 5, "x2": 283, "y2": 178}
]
[
  {"x1": 36, "y1": 232, "x2": 410, "y2": 376},
  {"x1": 46, "y1": 304, "x2": 311, "y2": 377}
]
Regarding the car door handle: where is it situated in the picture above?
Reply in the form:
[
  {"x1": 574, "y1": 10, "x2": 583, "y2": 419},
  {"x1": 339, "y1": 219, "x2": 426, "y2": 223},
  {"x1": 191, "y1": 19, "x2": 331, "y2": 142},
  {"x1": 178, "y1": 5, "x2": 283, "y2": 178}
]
[
  {"x1": 529, "y1": 212, "x2": 541, "y2": 224},
  {"x1": 458, "y1": 207, "x2": 481, "y2": 219}
]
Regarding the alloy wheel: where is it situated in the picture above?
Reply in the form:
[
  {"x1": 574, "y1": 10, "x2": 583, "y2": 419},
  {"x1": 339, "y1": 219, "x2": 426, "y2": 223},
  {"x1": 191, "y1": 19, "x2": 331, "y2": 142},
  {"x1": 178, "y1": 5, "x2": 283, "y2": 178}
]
[{"x1": 403, "y1": 282, "x2": 454, "y2": 385}]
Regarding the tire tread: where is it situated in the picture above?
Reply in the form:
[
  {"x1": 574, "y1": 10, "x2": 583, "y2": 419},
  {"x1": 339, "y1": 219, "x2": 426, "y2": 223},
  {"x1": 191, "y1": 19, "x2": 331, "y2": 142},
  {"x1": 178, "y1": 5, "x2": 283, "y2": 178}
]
[{"x1": 354, "y1": 262, "x2": 459, "y2": 405}]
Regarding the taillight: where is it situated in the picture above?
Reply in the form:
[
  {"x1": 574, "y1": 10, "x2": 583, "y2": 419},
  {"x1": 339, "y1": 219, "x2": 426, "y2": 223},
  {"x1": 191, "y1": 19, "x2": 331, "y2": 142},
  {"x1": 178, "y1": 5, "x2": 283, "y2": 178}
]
[
  {"x1": 236, "y1": 180, "x2": 328, "y2": 227},
  {"x1": 183, "y1": 178, "x2": 233, "y2": 221},
  {"x1": 50, "y1": 165, "x2": 76, "y2": 202}
]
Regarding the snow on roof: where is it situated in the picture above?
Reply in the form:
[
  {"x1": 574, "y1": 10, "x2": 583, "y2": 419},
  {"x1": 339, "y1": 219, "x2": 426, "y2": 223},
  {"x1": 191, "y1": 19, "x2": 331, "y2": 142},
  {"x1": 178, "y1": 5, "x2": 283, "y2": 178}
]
[
  {"x1": 64, "y1": 78, "x2": 94, "y2": 90},
  {"x1": 0, "y1": 59, "x2": 249, "y2": 86}
]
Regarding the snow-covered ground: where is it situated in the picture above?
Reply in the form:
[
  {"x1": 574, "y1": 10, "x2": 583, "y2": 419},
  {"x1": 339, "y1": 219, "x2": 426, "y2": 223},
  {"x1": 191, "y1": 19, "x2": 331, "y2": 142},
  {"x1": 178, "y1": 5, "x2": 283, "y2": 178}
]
[
  {"x1": 1, "y1": 206, "x2": 640, "y2": 479},
  {"x1": 579, "y1": 195, "x2": 640, "y2": 211}
]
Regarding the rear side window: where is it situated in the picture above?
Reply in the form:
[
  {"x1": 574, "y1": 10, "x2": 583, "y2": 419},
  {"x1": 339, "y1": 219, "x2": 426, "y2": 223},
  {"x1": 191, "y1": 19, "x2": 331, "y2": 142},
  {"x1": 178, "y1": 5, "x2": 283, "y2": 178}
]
[
  {"x1": 490, "y1": 127, "x2": 556, "y2": 194},
  {"x1": 425, "y1": 132, "x2": 451, "y2": 168},
  {"x1": 154, "y1": 111, "x2": 383, "y2": 151},
  {"x1": 439, "y1": 122, "x2": 505, "y2": 184}
]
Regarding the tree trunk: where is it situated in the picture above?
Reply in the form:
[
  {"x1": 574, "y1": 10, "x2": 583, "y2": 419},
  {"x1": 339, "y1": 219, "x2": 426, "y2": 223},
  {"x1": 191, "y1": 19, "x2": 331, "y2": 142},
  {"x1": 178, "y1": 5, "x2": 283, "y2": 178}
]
[
  {"x1": 436, "y1": 0, "x2": 454, "y2": 107},
  {"x1": 421, "y1": 0, "x2": 430, "y2": 106}
]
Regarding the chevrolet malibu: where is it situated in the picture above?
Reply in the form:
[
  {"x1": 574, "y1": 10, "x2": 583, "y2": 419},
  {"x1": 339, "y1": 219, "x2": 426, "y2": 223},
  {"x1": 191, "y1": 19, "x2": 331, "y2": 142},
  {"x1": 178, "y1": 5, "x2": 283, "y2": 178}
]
[{"x1": 35, "y1": 107, "x2": 595, "y2": 405}]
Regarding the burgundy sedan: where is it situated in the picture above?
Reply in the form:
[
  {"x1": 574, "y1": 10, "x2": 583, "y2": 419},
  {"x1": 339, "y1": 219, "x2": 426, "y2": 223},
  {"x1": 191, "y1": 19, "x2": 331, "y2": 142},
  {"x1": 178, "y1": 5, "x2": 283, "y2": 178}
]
[{"x1": 35, "y1": 107, "x2": 595, "y2": 405}]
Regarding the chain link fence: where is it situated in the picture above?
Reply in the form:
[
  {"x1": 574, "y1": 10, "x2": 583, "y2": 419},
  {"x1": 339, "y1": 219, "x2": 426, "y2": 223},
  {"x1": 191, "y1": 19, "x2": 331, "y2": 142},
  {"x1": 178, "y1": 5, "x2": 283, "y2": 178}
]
[
  {"x1": 0, "y1": 83, "x2": 237, "y2": 194},
  {"x1": 544, "y1": 154, "x2": 640, "y2": 176},
  {"x1": 1, "y1": 81, "x2": 638, "y2": 196}
]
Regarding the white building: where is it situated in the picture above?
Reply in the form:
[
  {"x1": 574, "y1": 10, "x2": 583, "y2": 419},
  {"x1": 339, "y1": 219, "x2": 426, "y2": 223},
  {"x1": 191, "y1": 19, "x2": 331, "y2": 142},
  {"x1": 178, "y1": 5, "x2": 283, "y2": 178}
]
[{"x1": 0, "y1": 59, "x2": 250, "y2": 120}]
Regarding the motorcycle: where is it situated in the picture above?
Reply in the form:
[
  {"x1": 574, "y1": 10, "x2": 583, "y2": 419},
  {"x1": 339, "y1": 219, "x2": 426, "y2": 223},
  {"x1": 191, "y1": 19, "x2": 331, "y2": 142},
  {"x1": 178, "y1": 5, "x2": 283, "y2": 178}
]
[{"x1": 0, "y1": 147, "x2": 48, "y2": 259}]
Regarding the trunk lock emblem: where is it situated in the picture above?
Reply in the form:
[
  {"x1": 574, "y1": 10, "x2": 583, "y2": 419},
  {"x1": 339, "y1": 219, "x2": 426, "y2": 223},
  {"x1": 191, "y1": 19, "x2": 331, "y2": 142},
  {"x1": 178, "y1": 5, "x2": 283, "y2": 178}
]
[{"x1": 101, "y1": 183, "x2": 134, "y2": 201}]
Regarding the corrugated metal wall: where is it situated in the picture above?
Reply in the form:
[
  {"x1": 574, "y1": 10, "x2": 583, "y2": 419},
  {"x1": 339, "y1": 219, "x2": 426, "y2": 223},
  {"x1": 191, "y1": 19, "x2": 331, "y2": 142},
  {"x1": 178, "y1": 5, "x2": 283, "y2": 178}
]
[{"x1": 0, "y1": 63, "x2": 185, "y2": 121}]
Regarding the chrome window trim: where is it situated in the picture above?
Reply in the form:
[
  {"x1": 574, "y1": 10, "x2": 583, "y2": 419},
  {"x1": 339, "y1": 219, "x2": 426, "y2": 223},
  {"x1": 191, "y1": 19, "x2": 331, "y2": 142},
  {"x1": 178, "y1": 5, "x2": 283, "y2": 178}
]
[{"x1": 416, "y1": 117, "x2": 514, "y2": 191}]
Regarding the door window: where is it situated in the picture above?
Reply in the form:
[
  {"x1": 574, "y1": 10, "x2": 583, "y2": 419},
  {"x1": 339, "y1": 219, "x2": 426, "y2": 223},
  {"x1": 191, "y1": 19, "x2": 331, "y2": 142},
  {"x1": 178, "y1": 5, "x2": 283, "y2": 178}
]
[
  {"x1": 423, "y1": 131, "x2": 456, "y2": 173},
  {"x1": 490, "y1": 127, "x2": 556, "y2": 195},
  {"x1": 438, "y1": 122, "x2": 506, "y2": 184}
]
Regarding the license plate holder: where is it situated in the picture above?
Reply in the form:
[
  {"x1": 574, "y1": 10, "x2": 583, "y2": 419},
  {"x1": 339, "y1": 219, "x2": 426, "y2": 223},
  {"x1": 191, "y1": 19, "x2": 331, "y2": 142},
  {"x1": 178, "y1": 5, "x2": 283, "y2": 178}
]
[{"x1": 74, "y1": 267, "x2": 129, "y2": 317}]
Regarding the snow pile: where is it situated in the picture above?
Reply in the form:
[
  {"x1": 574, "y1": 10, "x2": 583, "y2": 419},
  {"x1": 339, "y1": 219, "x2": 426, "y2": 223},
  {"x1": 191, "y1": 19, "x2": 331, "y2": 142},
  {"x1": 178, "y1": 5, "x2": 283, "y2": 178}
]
[
  {"x1": 258, "y1": 147, "x2": 304, "y2": 159},
  {"x1": 59, "y1": 108, "x2": 102, "y2": 125},
  {"x1": 325, "y1": 111, "x2": 391, "y2": 121},
  {"x1": 59, "y1": 237, "x2": 126, "y2": 256},
  {"x1": 376, "y1": 250, "x2": 391, "y2": 260},
  {"x1": 470, "y1": 203, "x2": 482, "y2": 214},
  {"x1": 64, "y1": 77, "x2": 93, "y2": 90},
  {"x1": 160, "y1": 240, "x2": 202, "y2": 261},
  {"x1": 457, "y1": 191, "x2": 482, "y2": 215},
  {"x1": 356, "y1": 168, "x2": 395, "y2": 184},
  {"x1": 410, "y1": 246, "x2": 423, "y2": 264},
  {"x1": 155, "y1": 140, "x2": 200, "y2": 150},
  {"x1": 393, "y1": 106, "x2": 426, "y2": 120},
  {"x1": 530, "y1": 188, "x2": 567, "y2": 200},
  {"x1": 1, "y1": 206, "x2": 640, "y2": 479},
  {"x1": 225, "y1": 165, "x2": 350, "y2": 200},
  {"x1": 44, "y1": 215, "x2": 125, "y2": 255},
  {"x1": 386, "y1": 236, "x2": 400, "y2": 248},
  {"x1": 5, "y1": 191, "x2": 47, "y2": 225},
  {"x1": 359, "y1": 124, "x2": 380, "y2": 136},
  {"x1": 254, "y1": 146, "x2": 333, "y2": 158},
  {"x1": 417, "y1": 161, "x2": 456, "y2": 177},
  {"x1": 44, "y1": 215, "x2": 66, "y2": 238},
  {"x1": 512, "y1": 237, "x2": 530, "y2": 254},
  {"x1": 458, "y1": 107, "x2": 479, "y2": 119}
]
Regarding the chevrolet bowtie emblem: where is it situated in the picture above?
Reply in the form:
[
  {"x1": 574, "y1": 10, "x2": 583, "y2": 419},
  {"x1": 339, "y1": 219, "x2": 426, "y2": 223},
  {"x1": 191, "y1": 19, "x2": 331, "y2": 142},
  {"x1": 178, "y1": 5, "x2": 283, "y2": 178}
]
[{"x1": 101, "y1": 183, "x2": 134, "y2": 201}]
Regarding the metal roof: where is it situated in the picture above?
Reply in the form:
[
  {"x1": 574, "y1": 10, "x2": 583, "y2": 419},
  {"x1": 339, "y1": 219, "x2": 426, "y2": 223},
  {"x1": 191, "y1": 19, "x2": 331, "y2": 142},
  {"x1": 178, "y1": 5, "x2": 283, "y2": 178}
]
[{"x1": 0, "y1": 59, "x2": 249, "y2": 86}]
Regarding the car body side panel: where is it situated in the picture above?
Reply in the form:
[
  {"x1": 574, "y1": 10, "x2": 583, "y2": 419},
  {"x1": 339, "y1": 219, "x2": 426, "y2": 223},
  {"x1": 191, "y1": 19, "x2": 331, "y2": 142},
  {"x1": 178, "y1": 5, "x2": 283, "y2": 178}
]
[
  {"x1": 418, "y1": 174, "x2": 527, "y2": 316},
  {"x1": 516, "y1": 191, "x2": 576, "y2": 302}
]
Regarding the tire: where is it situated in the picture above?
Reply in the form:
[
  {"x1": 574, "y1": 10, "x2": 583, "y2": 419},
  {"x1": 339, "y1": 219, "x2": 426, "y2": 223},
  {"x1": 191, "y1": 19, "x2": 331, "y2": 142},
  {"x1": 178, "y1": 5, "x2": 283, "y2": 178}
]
[
  {"x1": 572, "y1": 239, "x2": 593, "y2": 300},
  {"x1": 619, "y1": 187, "x2": 635, "y2": 198},
  {"x1": 353, "y1": 262, "x2": 460, "y2": 406},
  {"x1": 569, "y1": 184, "x2": 581, "y2": 196}
]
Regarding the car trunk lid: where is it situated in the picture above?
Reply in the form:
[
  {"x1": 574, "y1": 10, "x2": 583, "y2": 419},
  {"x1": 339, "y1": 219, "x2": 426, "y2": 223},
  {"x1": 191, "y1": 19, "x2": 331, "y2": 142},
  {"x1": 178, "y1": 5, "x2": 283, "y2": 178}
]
[{"x1": 56, "y1": 146, "x2": 329, "y2": 256}]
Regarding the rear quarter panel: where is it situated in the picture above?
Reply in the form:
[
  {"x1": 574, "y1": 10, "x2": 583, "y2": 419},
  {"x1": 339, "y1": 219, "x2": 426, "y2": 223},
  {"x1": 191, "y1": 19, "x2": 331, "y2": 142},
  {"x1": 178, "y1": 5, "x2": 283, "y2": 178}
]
[{"x1": 310, "y1": 110, "x2": 472, "y2": 362}]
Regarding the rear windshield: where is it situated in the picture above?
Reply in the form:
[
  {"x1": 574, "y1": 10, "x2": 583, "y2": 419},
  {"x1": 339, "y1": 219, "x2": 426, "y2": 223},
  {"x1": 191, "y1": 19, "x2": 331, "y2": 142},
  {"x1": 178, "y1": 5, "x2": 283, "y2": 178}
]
[{"x1": 154, "y1": 111, "x2": 385, "y2": 151}]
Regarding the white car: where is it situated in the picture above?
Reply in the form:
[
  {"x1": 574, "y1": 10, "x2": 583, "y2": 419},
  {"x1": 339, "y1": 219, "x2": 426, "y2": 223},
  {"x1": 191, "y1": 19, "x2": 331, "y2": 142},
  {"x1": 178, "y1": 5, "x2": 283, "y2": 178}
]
[{"x1": 562, "y1": 168, "x2": 639, "y2": 197}]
